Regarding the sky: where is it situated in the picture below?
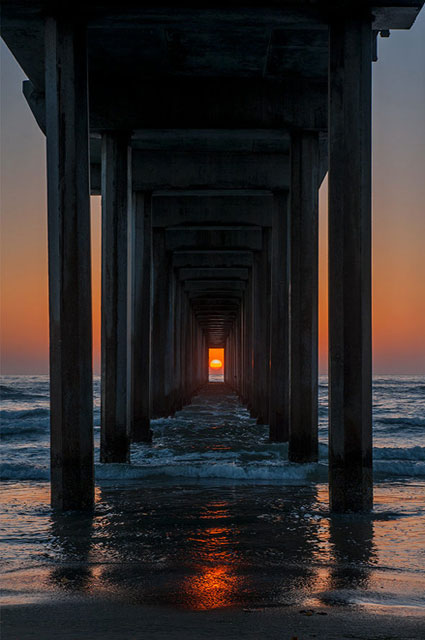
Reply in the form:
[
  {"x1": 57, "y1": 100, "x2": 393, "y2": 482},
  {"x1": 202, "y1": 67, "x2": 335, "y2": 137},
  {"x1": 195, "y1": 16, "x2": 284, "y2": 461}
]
[{"x1": 1, "y1": 13, "x2": 424, "y2": 375}]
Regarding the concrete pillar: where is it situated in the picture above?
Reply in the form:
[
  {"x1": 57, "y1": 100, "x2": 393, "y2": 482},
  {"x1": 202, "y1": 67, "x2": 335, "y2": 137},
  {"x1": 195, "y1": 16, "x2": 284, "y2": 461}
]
[
  {"x1": 253, "y1": 232, "x2": 271, "y2": 424},
  {"x1": 245, "y1": 272, "x2": 254, "y2": 409},
  {"x1": 237, "y1": 311, "x2": 243, "y2": 395},
  {"x1": 167, "y1": 271, "x2": 177, "y2": 413},
  {"x1": 182, "y1": 294, "x2": 189, "y2": 401},
  {"x1": 151, "y1": 229, "x2": 166, "y2": 417},
  {"x1": 173, "y1": 282, "x2": 183, "y2": 410},
  {"x1": 184, "y1": 302, "x2": 193, "y2": 401},
  {"x1": 288, "y1": 133, "x2": 319, "y2": 462},
  {"x1": 328, "y1": 14, "x2": 373, "y2": 512},
  {"x1": 240, "y1": 295, "x2": 246, "y2": 401},
  {"x1": 130, "y1": 192, "x2": 152, "y2": 442},
  {"x1": 228, "y1": 329, "x2": 233, "y2": 388},
  {"x1": 269, "y1": 191, "x2": 290, "y2": 442},
  {"x1": 100, "y1": 132, "x2": 131, "y2": 463},
  {"x1": 45, "y1": 17, "x2": 93, "y2": 509}
]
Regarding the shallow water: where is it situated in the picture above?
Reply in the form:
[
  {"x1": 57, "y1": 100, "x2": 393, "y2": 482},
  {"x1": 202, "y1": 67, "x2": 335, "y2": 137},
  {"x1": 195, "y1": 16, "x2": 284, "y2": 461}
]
[
  {"x1": 1, "y1": 375, "x2": 425, "y2": 482},
  {"x1": 1, "y1": 378, "x2": 425, "y2": 610}
]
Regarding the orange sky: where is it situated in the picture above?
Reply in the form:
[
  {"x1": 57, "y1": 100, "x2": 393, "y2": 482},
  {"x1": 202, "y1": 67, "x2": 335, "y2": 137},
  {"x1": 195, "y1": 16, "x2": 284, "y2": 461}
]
[{"x1": 1, "y1": 17, "x2": 424, "y2": 375}]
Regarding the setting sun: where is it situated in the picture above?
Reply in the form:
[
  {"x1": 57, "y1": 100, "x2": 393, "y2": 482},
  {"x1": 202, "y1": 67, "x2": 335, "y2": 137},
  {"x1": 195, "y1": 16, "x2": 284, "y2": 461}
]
[{"x1": 210, "y1": 359, "x2": 222, "y2": 369}]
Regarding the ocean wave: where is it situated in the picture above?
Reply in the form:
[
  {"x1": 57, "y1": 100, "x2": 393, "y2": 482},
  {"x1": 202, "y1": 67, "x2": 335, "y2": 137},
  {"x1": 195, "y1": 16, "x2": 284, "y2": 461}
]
[
  {"x1": 0, "y1": 384, "x2": 48, "y2": 401},
  {"x1": 3, "y1": 454, "x2": 425, "y2": 483},
  {"x1": 0, "y1": 424, "x2": 49, "y2": 441},
  {"x1": 1, "y1": 408, "x2": 49, "y2": 421},
  {"x1": 0, "y1": 462, "x2": 49, "y2": 481},
  {"x1": 374, "y1": 460, "x2": 425, "y2": 478},
  {"x1": 374, "y1": 446, "x2": 425, "y2": 461},
  {"x1": 377, "y1": 417, "x2": 425, "y2": 429},
  {"x1": 97, "y1": 460, "x2": 328, "y2": 482}
]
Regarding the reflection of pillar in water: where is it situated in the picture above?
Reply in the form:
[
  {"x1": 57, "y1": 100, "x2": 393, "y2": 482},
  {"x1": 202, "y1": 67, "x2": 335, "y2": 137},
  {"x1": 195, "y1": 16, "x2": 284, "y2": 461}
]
[
  {"x1": 49, "y1": 511, "x2": 94, "y2": 593},
  {"x1": 327, "y1": 516, "x2": 375, "y2": 593}
]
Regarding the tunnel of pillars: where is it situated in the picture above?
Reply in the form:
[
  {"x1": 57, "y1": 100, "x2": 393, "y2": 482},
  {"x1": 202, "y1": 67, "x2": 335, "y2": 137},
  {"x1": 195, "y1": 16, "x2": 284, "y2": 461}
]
[{"x1": 146, "y1": 236, "x2": 270, "y2": 430}]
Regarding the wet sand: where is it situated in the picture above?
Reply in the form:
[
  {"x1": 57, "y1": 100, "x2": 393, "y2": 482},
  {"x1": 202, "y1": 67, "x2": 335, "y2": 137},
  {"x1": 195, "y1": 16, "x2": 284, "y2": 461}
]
[{"x1": 2, "y1": 598, "x2": 425, "y2": 640}]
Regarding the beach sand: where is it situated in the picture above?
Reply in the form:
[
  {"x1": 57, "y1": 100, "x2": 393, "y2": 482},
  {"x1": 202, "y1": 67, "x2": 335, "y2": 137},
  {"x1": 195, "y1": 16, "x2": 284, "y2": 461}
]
[
  {"x1": 2, "y1": 597, "x2": 425, "y2": 639},
  {"x1": 2, "y1": 480, "x2": 425, "y2": 640}
]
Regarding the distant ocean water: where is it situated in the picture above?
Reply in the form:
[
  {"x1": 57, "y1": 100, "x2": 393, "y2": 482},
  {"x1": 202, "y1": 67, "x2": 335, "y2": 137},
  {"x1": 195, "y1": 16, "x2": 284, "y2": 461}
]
[{"x1": 1, "y1": 375, "x2": 424, "y2": 483}]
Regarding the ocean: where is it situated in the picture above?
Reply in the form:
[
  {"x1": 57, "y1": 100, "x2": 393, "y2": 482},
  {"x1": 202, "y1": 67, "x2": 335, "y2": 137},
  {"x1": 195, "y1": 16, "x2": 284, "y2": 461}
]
[
  {"x1": 1, "y1": 375, "x2": 425, "y2": 613},
  {"x1": 1, "y1": 375, "x2": 424, "y2": 483}
]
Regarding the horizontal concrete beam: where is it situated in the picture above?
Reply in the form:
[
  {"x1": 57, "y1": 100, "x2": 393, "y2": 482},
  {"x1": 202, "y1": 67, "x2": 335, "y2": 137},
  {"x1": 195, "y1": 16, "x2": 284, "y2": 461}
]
[
  {"x1": 88, "y1": 76, "x2": 329, "y2": 131},
  {"x1": 152, "y1": 192, "x2": 273, "y2": 227},
  {"x1": 131, "y1": 129, "x2": 290, "y2": 153},
  {"x1": 173, "y1": 250, "x2": 253, "y2": 268},
  {"x1": 178, "y1": 268, "x2": 249, "y2": 281},
  {"x1": 165, "y1": 226, "x2": 262, "y2": 251},
  {"x1": 189, "y1": 291, "x2": 243, "y2": 299},
  {"x1": 184, "y1": 280, "x2": 246, "y2": 291},
  {"x1": 90, "y1": 150, "x2": 290, "y2": 192}
]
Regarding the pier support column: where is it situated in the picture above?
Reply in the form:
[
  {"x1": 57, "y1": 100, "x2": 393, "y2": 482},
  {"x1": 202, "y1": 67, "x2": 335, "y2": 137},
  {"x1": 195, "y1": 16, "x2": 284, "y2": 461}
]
[
  {"x1": 253, "y1": 232, "x2": 271, "y2": 424},
  {"x1": 328, "y1": 14, "x2": 373, "y2": 512},
  {"x1": 243, "y1": 278, "x2": 253, "y2": 406},
  {"x1": 130, "y1": 192, "x2": 153, "y2": 442},
  {"x1": 152, "y1": 229, "x2": 172, "y2": 416},
  {"x1": 45, "y1": 17, "x2": 93, "y2": 509},
  {"x1": 288, "y1": 132, "x2": 319, "y2": 462},
  {"x1": 269, "y1": 191, "x2": 290, "y2": 442},
  {"x1": 101, "y1": 132, "x2": 131, "y2": 463},
  {"x1": 174, "y1": 282, "x2": 183, "y2": 411}
]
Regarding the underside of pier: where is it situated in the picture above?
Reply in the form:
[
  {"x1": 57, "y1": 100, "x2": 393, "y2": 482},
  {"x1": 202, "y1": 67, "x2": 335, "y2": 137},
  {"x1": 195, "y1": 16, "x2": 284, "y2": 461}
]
[{"x1": 1, "y1": 0, "x2": 423, "y2": 511}]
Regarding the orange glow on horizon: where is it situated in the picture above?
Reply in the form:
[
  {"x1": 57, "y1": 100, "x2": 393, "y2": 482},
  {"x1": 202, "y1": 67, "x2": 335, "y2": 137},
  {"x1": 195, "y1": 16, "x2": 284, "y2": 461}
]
[{"x1": 208, "y1": 348, "x2": 224, "y2": 372}]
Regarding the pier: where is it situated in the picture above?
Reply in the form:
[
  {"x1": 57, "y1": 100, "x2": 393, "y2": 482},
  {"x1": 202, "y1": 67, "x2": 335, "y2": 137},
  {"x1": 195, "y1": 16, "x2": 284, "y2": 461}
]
[{"x1": 1, "y1": 1, "x2": 422, "y2": 512}]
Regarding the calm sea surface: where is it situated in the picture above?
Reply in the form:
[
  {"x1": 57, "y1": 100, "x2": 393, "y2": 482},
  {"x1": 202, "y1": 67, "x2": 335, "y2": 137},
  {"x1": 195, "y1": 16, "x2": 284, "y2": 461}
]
[{"x1": 1, "y1": 375, "x2": 424, "y2": 610}]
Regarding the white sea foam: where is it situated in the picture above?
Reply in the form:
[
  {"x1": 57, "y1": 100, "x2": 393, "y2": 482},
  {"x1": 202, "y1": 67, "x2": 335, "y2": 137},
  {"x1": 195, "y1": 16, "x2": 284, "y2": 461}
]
[{"x1": 2, "y1": 451, "x2": 425, "y2": 482}]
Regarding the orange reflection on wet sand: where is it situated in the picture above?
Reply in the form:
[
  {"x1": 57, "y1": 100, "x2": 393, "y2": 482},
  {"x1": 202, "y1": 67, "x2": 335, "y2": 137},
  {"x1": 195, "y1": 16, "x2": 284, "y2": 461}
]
[
  {"x1": 181, "y1": 502, "x2": 243, "y2": 609},
  {"x1": 184, "y1": 563, "x2": 241, "y2": 610}
]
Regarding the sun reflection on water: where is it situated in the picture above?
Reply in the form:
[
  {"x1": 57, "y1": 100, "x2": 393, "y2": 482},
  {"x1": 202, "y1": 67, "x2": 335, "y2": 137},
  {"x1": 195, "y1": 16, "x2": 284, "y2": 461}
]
[{"x1": 181, "y1": 502, "x2": 243, "y2": 610}]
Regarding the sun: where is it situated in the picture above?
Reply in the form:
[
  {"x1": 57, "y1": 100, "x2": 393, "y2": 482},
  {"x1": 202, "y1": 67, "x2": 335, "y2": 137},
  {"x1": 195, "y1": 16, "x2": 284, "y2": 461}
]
[{"x1": 210, "y1": 359, "x2": 223, "y2": 369}]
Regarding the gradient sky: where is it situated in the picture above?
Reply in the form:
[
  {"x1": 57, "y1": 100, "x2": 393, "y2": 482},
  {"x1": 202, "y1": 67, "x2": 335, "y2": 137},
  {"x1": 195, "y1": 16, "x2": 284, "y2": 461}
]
[{"x1": 1, "y1": 13, "x2": 424, "y2": 375}]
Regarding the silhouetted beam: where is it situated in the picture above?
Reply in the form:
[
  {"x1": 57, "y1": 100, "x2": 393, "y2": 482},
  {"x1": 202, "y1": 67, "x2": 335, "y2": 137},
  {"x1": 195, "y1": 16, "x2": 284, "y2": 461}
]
[
  {"x1": 132, "y1": 131, "x2": 290, "y2": 152},
  {"x1": 173, "y1": 250, "x2": 253, "y2": 268},
  {"x1": 178, "y1": 268, "x2": 249, "y2": 281},
  {"x1": 184, "y1": 280, "x2": 246, "y2": 291},
  {"x1": 90, "y1": 151, "x2": 290, "y2": 192},
  {"x1": 23, "y1": 77, "x2": 328, "y2": 133},
  {"x1": 153, "y1": 192, "x2": 273, "y2": 227},
  {"x1": 165, "y1": 227, "x2": 262, "y2": 252}
]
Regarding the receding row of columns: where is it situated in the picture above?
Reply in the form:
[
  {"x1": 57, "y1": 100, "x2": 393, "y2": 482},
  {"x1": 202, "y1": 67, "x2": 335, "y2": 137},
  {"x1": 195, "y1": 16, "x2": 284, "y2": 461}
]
[{"x1": 44, "y1": 14, "x2": 372, "y2": 513}]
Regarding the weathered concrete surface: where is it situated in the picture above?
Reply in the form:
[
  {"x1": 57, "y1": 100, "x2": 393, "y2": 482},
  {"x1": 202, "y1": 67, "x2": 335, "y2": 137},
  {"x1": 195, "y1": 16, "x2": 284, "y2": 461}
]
[
  {"x1": 328, "y1": 15, "x2": 373, "y2": 513},
  {"x1": 153, "y1": 191, "x2": 273, "y2": 227},
  {"x1": 90, "y1": 151, "x2": 291, "y2": 192},
  {"x1": 288, "y1": 132, "x2": 319, "y2": 463},
  {"x1": 269, "y1": 191, "x2": 290, "y2": 442},
  {"x1": 151, "y1": 230, "x2": 174, "y2": 417},
  {"x1": 45, "y1": 17, "x2": 93, "y2": 510},
  {"x1": 100, "y1": 133, "x2": 131, "y2": 463},
  {"x1": 130, "y1": 192, "x2": 153, "y2": 443},
  {"x1": 252, "y1": 231, "x2": 271, "y2": 424}
]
